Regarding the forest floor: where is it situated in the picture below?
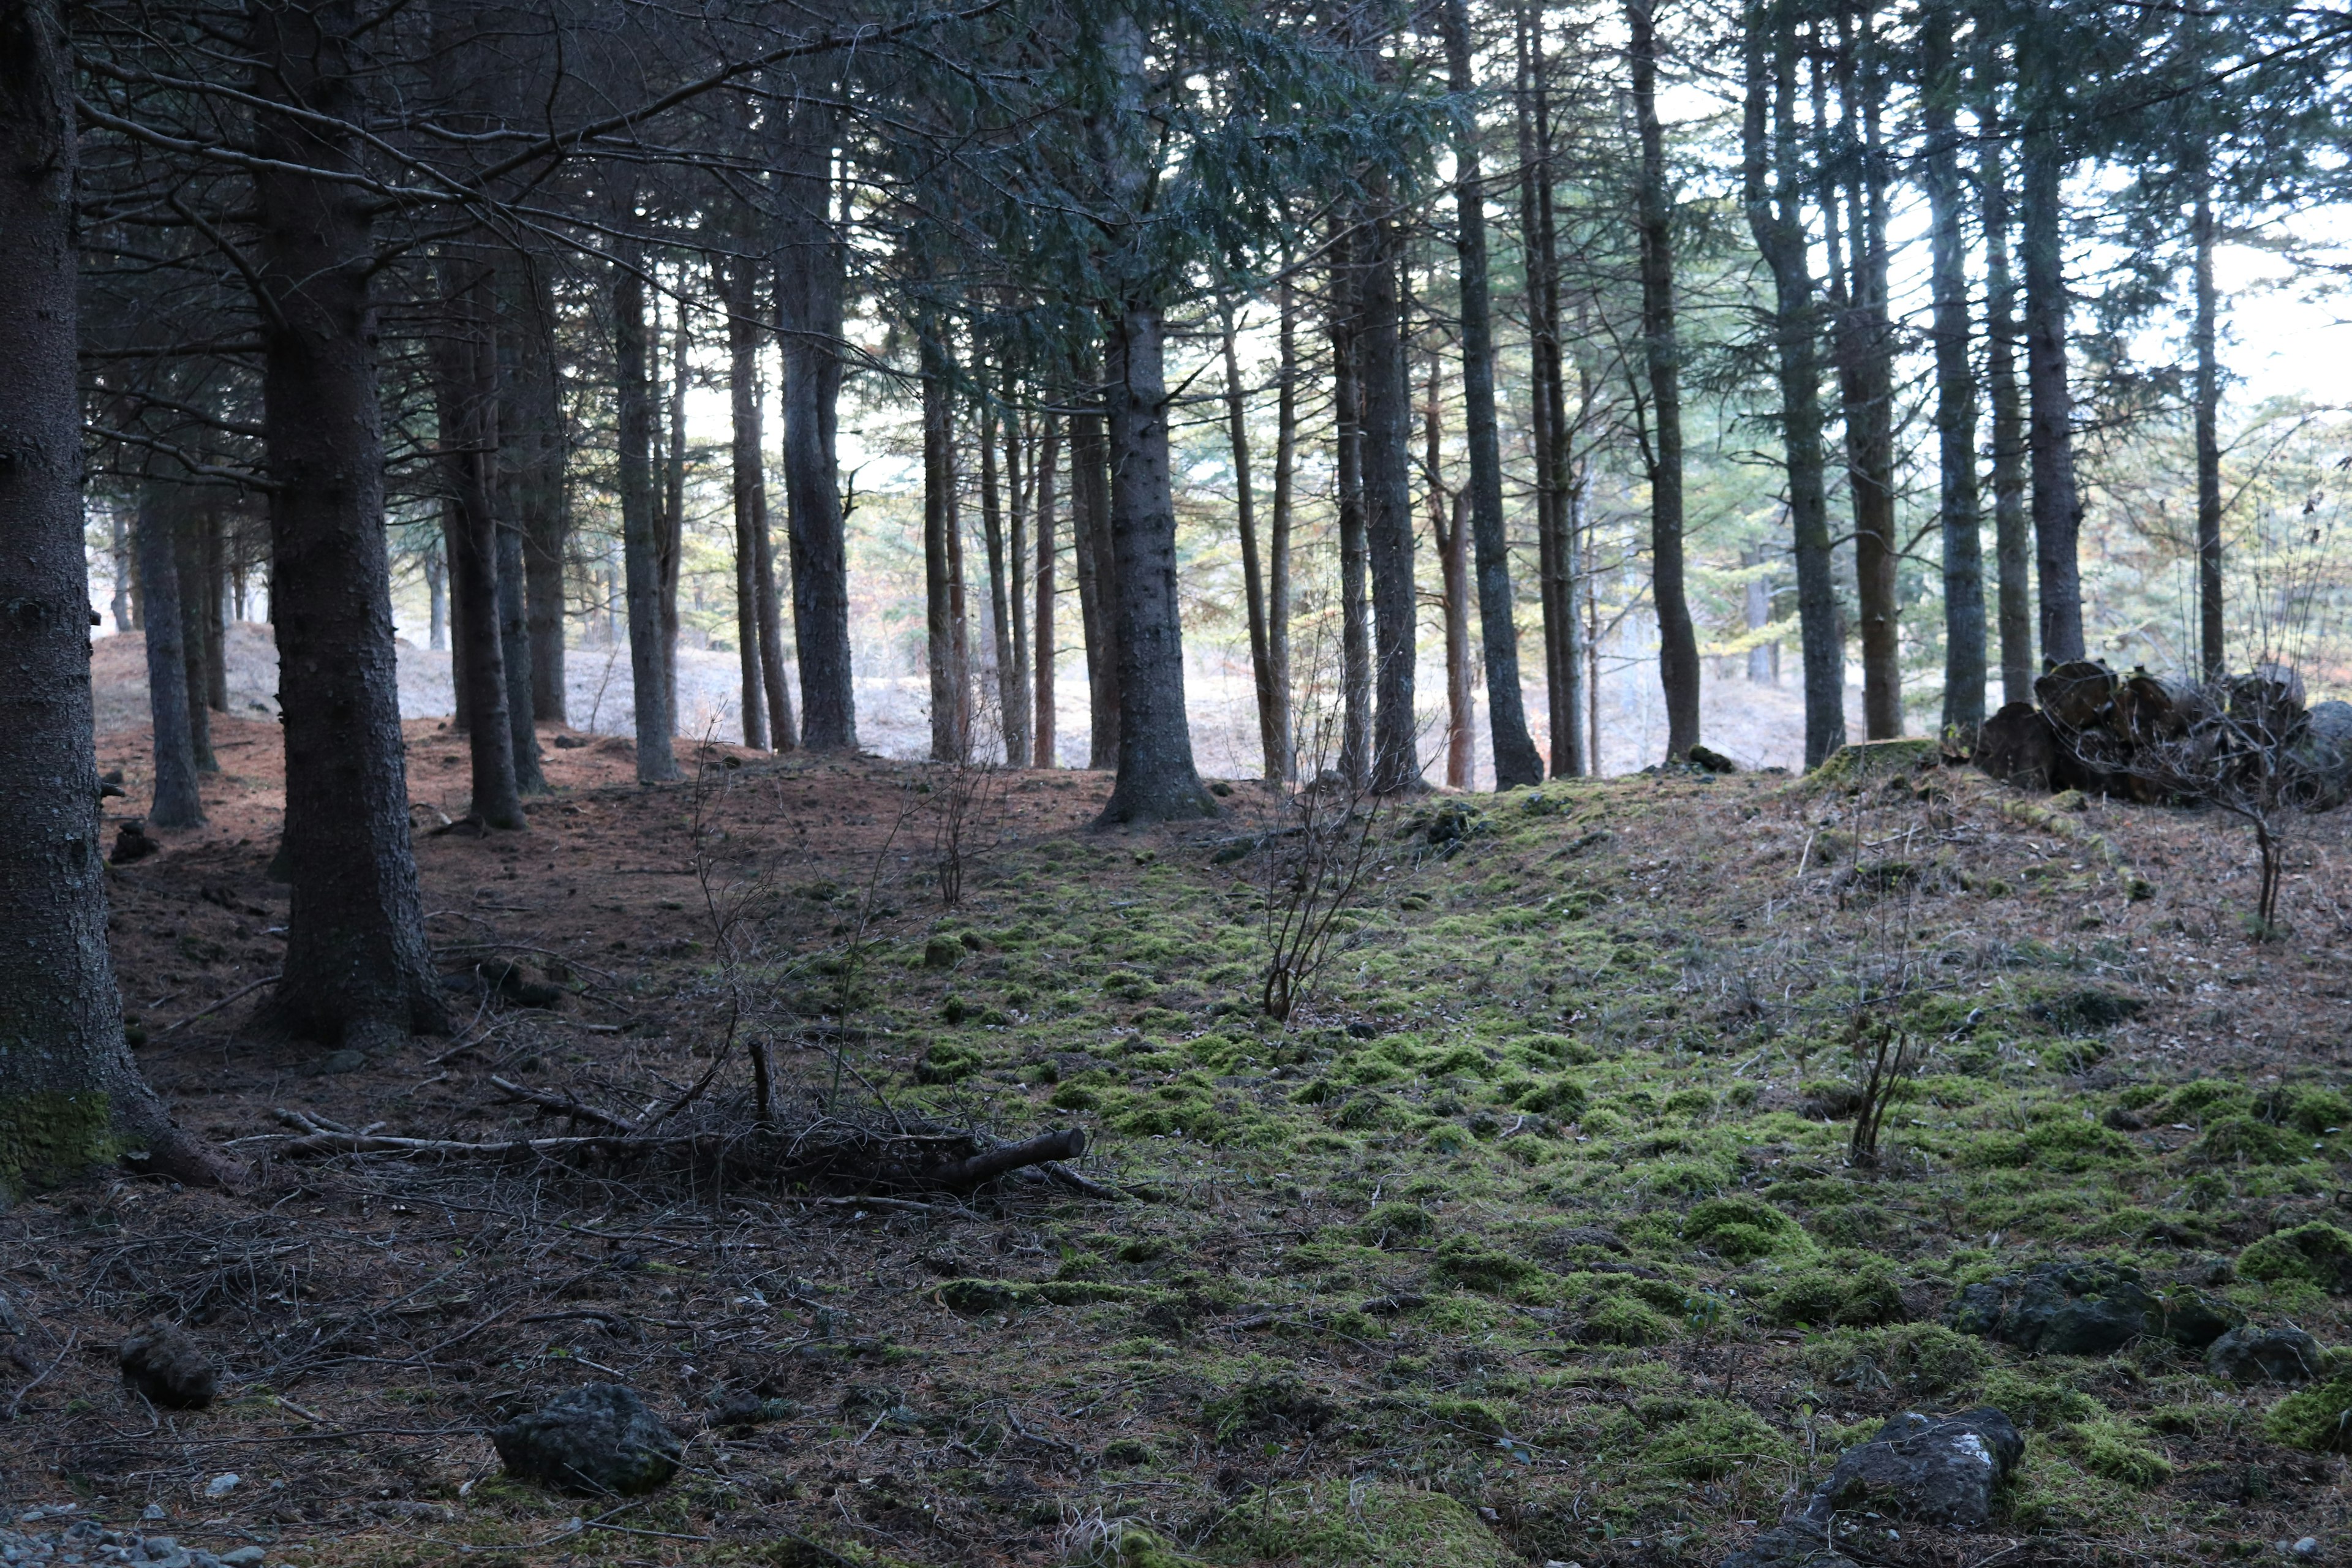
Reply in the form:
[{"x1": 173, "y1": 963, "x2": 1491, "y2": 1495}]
[{"x1": 6, "y1": 722, "x2": 2352, "y2": 1568}]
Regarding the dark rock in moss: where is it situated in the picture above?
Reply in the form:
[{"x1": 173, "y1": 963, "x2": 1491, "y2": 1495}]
[
  {"x1": 2208, "y1": 1325, "x2": 2326, "y2": 1385},
  {"x1": 1803, "y1": 1406, "x2": 2023, "y2": 1531},
  {"x1": 492, "y1": 1382, "x2": 680, "y2": 1494},
  {"x1": 119, "y1": 1319, "x2": 217, "y2": 1409},
  {"x1": 2240, "y1": 1223, "x2": 2352, "y2": 1292},
  {"x1": 1719, "y1": 1523, "x2": 1858, "y2": 1568},
  {"x1": 1943, "y1": 1261, "x2": 2239, "y2": 1356}
]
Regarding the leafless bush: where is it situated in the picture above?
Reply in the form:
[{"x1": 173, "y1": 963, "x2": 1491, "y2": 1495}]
[{"x1": 1259, "y1": 699, "x2": 1382, "y2": 1022}]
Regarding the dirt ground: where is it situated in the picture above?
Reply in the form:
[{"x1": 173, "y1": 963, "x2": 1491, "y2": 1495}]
[{"x1": 7, "y1": 722, "x2": 2352, "y2": 1567}]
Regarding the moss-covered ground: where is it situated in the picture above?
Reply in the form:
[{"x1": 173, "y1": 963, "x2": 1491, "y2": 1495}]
[{"x1": 7, "y1": 734, "x2": 2352, "y2": 1566}]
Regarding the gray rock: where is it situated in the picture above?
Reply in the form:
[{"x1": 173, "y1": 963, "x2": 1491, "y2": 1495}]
[
  {"x1": 1804, "y1": 1406, "x2": 2024, "y2": 1531},
  {"x1": 1943, "y1": 1261, "x2": 2237, "y2": 1356},
  {"x1": 2209, "y1": 1325, "x2": 2325, "y2": 1385},
  {"x1": 118, "y1": 1322, "x2": 217, "y2": 1409},
  {"x1": 2292, "y1": 1540, "x2": 2321, "y2": 1561},
  {"x1": 492, "y1": 1382, "x2": 680, "y2": 1495},
  {"x1": 1717, "y1": 1523, "x2": 1857, "y2": 1568},
  {"x1": 0, "y1": 1293, "x2": 23, "y2": 1336},
  {"x1": 217, "y1": 1551, "x2": 265, "y2": 1567}
]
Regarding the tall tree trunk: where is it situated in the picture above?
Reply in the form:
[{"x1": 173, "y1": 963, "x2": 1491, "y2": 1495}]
[
  {"x1": 426, "y1": 542, "x2": 447, "y2": 650},
  {"x1": 1331, "y1": 240, "x2": 1373, "y2": 789},
  {"x1": 1977, "y1": 53, "x2": 2033, "y2": 706},
  {"x1": 1744, "y1": 546, "x2": 1774, "y2": 682},
  {"x1": 2192, "y1": 160, "x2": 2225, "y2": 679},
  {"x1": 137, "y1": 486, "x2": 205, "y2": 828},
  {"x1": 1033, "y1": 417, "x2": 1060, "y2": 766},
  {"x1": 434, "y1": 255, "x2": 524, "y2": 829},
  {"x1": 110, "y1": 509, "x2": 134, "y2": 633},
  {"x1": 1267, "y1": 273, "x2": 1297, "y2": 783},
  {"x1": 2021, "y1": 48, "x2": 2085, "y2": 664},
  {"x1": 1364, "y1": 208, "x2": 1423, "y2": 797},
  {"x1": 1925, "y1": 9, "x2": 1985, "y2": 741},
  {"x1": 1629, "y1": 0, "x2": 1700, "y2": 761},
  {"x1": 752, "y1": 399, "x2": 795, "y2": 752},
  {"x1": 1223, "y1": 308, "x2": 1281, "y2": 782},
  {"x1": 659, "y1": 301, "x2": 689, "y2": 727},
  {"x1": 1006, "y1": 393, "x2": 1033, "y2": 762},
  {"x1": 1521, "y1": 13, "x2": 1581, "y2": 778},
  {"x1": 1741, "y1": 3, "x2": 1844, "y2": 764},
  {"x1": 174, "y1": 510, "x2": 216, "y2": 771},
  {"x1": 615, "y1": 252, "x2": 679, "y2": 782},
  {"x1": 489, "y1": 264, "x2": 548, "y2": 794},
  {"x1": 0, "y1": 0, "x2": 221, "y2": 1191},
  {"x1": 776, "y1": 100, "x2": 856, "y2": 748},
  {"x1": 1097, "y1": 298, "x2": 1218, "y2": 824},
  {"x1": 924, "y1": 330, "x2": 965, "y2": 761},
  {"x1": 1442, "y1": 0, "x2": 1544, "y2": 789},
  {"x1": 1428, "y1": 358, "x2": 1473, "y2": 789},
  {"x1": 249, "y1": 0, "x2": 447, "y2": 1041},
  {"x1": 442, "y1": 497, "x2": 470, "y2": 733},
  {"x1": 1069, "y1": 386, "x2": 1119, "y2": 769},
  {"x1": 200, "y1": 516, "x2": 227, "y2": 712},
  {"x1": 502, "y1": 256, "x2": 567, "y2": 726},
  {"x1": 496, "y1": 513, "x2": 545, "y2": 793},
  {"x1": 724, "y1": 254, "x2": 770, "y2": 750},
  {"x1": 981, "y1": 386, "x2": 1023, "y2": 763}
]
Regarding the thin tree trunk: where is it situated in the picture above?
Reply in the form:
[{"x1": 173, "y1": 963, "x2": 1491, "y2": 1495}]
[
  {"x1": 616, "y1": 251, "x2": 678, "y2": 782},
  {"x1": 1629, "y1": 0, "x2": 1699, "y2": 761},
  {"x1": 1442, "y1": 0, "x2": 1544, "y2": 790},
  {"x1": 488, "y1": 260, "x2": 546, "y2": 793},
  {"x1": 1977, "y1": 48, "x2": 2032, "y2": 706},
  {"x1": 2021, "y1": 55, "x2": 2085, "y2": 663},
  {"x1": 1361, "y1": 214, "x2": 1423, "y2": 796},
  {"x1": 2193, "y1": 160, "x2": 2225, "y2": 678},
  {"x1": 1069, "y1": 384, "x2": 1119, "y2": 769},
  {"x1": 752, "y1": 384, "x2": 795, "y2": 751},
  {"x1": 1006, "y1": 392, "x2": 1033, "y2": 762},
  {"x1": 1428, "y1": 358, "x2": 1473, "y2": 789},
  {"x1": 174, "y1": 510, "x2": 216, "y2": 771},
  {"x1": 1098, "y1": 297, "x2": 1217, "y2": 823},
  {"x1": 0, "y1": 0, "x2": 222, "y2": 1189},
  {"x1": 659, "y1": 299, "x2": 689, "y2": 728},
  {"x1": 1033, "y1": 417, "x2": 1060, "y2": 766},
  {"x1": 1267, "y1": 273, "x2": 1297, "y2": 782},
  {"x1": 111, "y1": 509, "x2": 133, "y2": 633},
  {"x1": 1925, "y1": 8, "x2": 1985, "y2": 741},
  {"x1": 1223, "y1": 307, "x2": 1281, "y2": 782},
  {"x1": 443, "y1": 497, "x2": 469, "y2": 733},
  {"x1": 434, "y1": 255, "x2": 524, "y2": 829},
  {"x1": 250, "y1": 0, "x2": 447, "y2": 1041},
  {"x1": 503, "y1": 256, "x2": 567, "y2": 725},
  {"x1": 725, "y1": 254, "x2": 770, "y2": 750},
  {"x1": 981, "y1": 385, "x2": 1022, "y2": 763},
  {"x1": 776, "y1": 101, "x2": 856, "y2": 749},
  {"x1": 1331, "y1": 235, "x2": 1373, "y2": 789},
  {"x1": 1744, "y1": 546, "x2": 1774, "y2": 682},
  {"x1": 496, "y1": 513, "x2": 546, "y2": 794},
  {"x1": 924, "y1": 330, "x2": 965, "y2": 762},
  {"x1": 200, "y1": 516, "x2": 227, "y2": 712},
  {"x1": 137, "y1": 486, "x2": 205, "y2": 828},
  {"x1": 426, "y1": 546, "x2": 446, "y2": 651},
  {"x1": 1518, "y1": 22, "x2": 1570, "y2": 777}
]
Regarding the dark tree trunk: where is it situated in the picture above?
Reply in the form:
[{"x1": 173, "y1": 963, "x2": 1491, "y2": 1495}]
[
  {"x1": 425, "y1": 540, "x2": 447, "y2": 650},
  {"x1": 775, "y1": 101, "x2": 849, "y2": 747},
  {"x1": 2021, "y1": 91, "x2": 2085, "y2": 663},
  {"x1": 1358, "y1": 211, "x2": 1422, "y2": 795},
  {"x1": 173, "y1": 508, "x2": 216, "y2": 771},
  {"x1": 433, "y1": 256, "x2": 524, "y2": 830},
  {"x1": 2192, "y1": 163, "x2": 2225, "y2": 679},
  {"x1": 980, "y1": 388, "x2": 1023, "y2": 763},
  {"x1": 752, "y1": 418, "x2": 795, "y2": 752},
  {"x1": 442, "y1": 498, "x2": 470, "y2": 733},
  {"x1": 1629, "y1": 0, "x2": 1699, "y2": 761},
  {"x1": 0, "y1": 0, "x2": 220, "y2": 1191},
  {"x1": 1267, "y1": 273, "x2": 1297, "y2": 783},
  {"x1": 1223, "y1": 309, "x2": 1282, "y2": 782},
  {"x1": 137, "y1": 486, "x2": 205, "y2": 828},
  {"x1": 1330, "y1": 238, "x2": 1373, "y2": 790},
  {"x1": 1069, "y1": 390, "x2": 1119, "y2": 769},
  {"x1": 1033, "y1": 417, "x2": 1060, "y2": 766},
  {"x1": 1924, "y1": 10, "x2": 1986, "y2": 741},
  {"x1": 923, "y1": 331, "x2": 965, "y2": 761},
  {"x1": 490, "y1": 265, "x2": 546, "y2": 792},
  {"x1": 614, "y1": 254, "x2": 678, "y2": 782},
  {"x1": 1443, "y1": 0, "x2": 1544, "y2": 789},
  {"x1": 659, "y1": 303, "x2": 689, "y2": 726},
  {"x1": 200, "y1": 516, "x2": 227, "y2": 712},
  {"x1": 111, "y1": 510, "x2": 132, "y2": 634},
  {"x1": 724, "y1": 255, "x2": 769, "y2": 750},
  {"x1": 1977, "y1": 53, "x2": 2033, "y2": 706},
  {"x1": 496, "y1": 513, "x2": 544, "y2": 793},
  {"x1": 250, "y1": 0, "x2": 446, "y2": 1041},
  {"x1": 502, "y1": 256, "x2": 567, "y2": 725},
  {"x1": 1741, "y1": 4, "x2": 1845, "y2": 766},
  {"x1": 1428, "y1": 359, "x2": 1473, "y2": 789},
  {"x1": 1520, "y1": 15, "x2": 1580, "y2": 778},
  {"x1": 1096, "y1": 300, "x2": 1218, "y2": 824},
  {"x1": 1005, "y1": 394, "x2": 1033, "y2": 763}
]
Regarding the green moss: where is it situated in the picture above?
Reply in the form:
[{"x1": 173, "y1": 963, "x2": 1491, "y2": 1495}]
[
  {"x1": 1803, "y1": 1323, "x2": 1986, "y2": 1396},
  {"x1": 1207, "y1": 1480, "x2": 1513, "y2": 1567},
  {"x1": 1619, "y1": 1397, "x2": 1792, "y2": 1481},
  {"x1": 1429, "y1": 1238, "x2": 1542, "y2": 1294},
  {"x1": 2073, "y1": 1420, "x2": 2174, "y2": 1488},
  {"x1": 1981, "y1": 1367, "x2": 2105, "y2": 1430},
  {"x1": 2193, "y1": 1115, "x2": 2304, "y2": 1164},
  {"x1": 0, "y1": 1091, "x2": 126, "y2": 1200},
  {"x1": 1684, "y1": 1196, "x2": 1806, "y2": 1262},
  {"x1": 914, "y1": 1042, "x2": 987, "y2": 1084},
  {"x1": 2239, "y1": 1223, "x2": 2352, "y2": 1293},
  {"x1": 2264, "y1": 1373, "x2": 2352, "y2": 1452},
  {"x1": 1575, "y1": 1295, "x2": 1675, "y2": 1347},
  {"x1": 1811, "y1": 737, "x2": 1937, "y2": 782},
  {"x1": 1766, "y1": 1257, "x2": 1907, "y2": 1327}
]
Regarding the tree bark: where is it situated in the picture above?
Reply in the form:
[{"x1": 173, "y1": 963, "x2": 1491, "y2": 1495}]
[
  {"x1": 775, "y1": 100, "x2": 856, "y2": 750},
  {"x1": 200, "y1": 515, "x2": 227, "y2": 712},
  {"x1": 1359, "y1": 212, "x2": 1422, "y2": 796},
  {"x1": 659, "y1": 301, "x2": 690, "y2": 727},
  {"x1": 1096, "y1": 298, "x2": 1218, "y2": 824},
  {"x1": 1330, "y1": 238, "x2": 1373, "y2": 790},
  {"x1": 1428, "y1": 360, "x2": 1473, "y2": 789},
  {"x1": 1223, "y1": 309, "x2": 1282, "y2": 782},
  {"x1": 1033, "y1": 417, "x2": 1060, "y2": 766},
  {"x1": 496, "y1": 510, "x2": 545, "y2": 793},
  {"x1": 137, "y1": 486, "x2": 205, "y2": 829},
  {"x1": 1977, "y1": 51, "x2": 2033, "y2": 706},
  {"x1": 502, "y1": 256, "x2": 567, "y2": 725},
  {"x1": 173, "y1": 508, "x2": 217, "y2": 771},
  {"x1": 1629, "y1": 0, "x2": 1700, "y2": 761},
  {"x1": 1267, "y1": 273, "x2": 1297, "y2": 783},
  {"x1": 981, "y1": 385, "x2": 1023, "y2": 764},
  {"x1": 724, "y1": 254, "x2": 770, "y2": 750},
  {"x1": 249, "y1": 0, "x2": 447, "y2": 1041},
  {"x1": 2192, "y1": 161, "x2": 2225, "y2": 679},
  {"x1": 1069, "y1": 386, "x2": 1119, "y2": 769},
  {"x1": 1521, "y1": 15, "x2": 1581, "y2": 778},
  {"x1": 1442, "y1": 0, "x2": 1544, "y2": 790},
  {"x1": 614, "y1": 252, "x2": 679, "y2": 782},
  {"x1": 2021, "y1": 64, "x2": 2085, "y2": 663},
  {"x1": 1006, "y1": 393, "x2": 1033, "y2": 764},
  {"x1": 924, "y1": 330, "x2": 966, "y2": 762},
  {"x1": 426, "y1": 541, "x2": 447, "y2": 650},
  {"x1": 1925, "y1": 8, "x2": 1986, "y2": 741},
  {"x1": 0, "y1": 0, "x2": 223, "y2": 1194}
]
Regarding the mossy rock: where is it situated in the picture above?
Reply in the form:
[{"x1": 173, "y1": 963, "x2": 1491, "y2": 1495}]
[
  {"x1": 1684, "y1": 1196, "x2": 1807, "y2": 1264},
  {"x1": 2192, "y1": 1115, "x2": 2304, "y2": 1165},
  {"x1": 1981, "y1": 1367, "x2": 2105, "y2": 1430},
  {"x1": 2263, "y1": 1086, "x2": 2352, "y2": 1136},
  {"x1": 1769, "y1": 1257, "x2": 1909, "y2": 1328},
  {"x1": 1812, "y1": 737, "x2": 1939, "y2": 783},
  {"x1": 2159, "y1": 1079, "x2": 2246, "y2": 1121},
  {"x1": 1803, "y1": 1323, "x2": 1986, "y2": 1396},
  {"x1": 1634, "y1": 1398, "x2": 1793, "y2": 1482},
  {"x1": 1360, "y1": 1202, "x2": 1434, "y2": 1246},
  {"x1": 1513, "y1": 1077, "x2": 1589, "y2": 1118},
  {"x1": 2071, "y1": 1420, "x2": 2174, "y2": 1488},
  {"x1": 913, "y1": 1042, "x2": 987, "y2": 1084},
  {"x1": 1207, "y1": 1480, "x2": 1513, "y2": 1567},
  {"x1": 1574, "y1": 1295, "x2": 1675, "y2": 1347},
  {"x1": 1428, "y1": 1238, "x2": 1542, "y2": 1294},
  {"x1": 2265, "y1": 1372, "x2": 2352, "y2": 1452},
  {"x1": 2239, "y1": 1223, "x2": 2352, "y2": 1294}
]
